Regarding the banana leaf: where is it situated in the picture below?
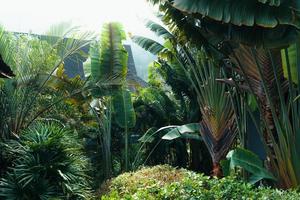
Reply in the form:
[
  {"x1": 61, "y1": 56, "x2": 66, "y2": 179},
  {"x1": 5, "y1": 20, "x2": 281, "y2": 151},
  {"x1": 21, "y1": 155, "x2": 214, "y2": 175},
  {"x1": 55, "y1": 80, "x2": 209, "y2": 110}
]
[
  {"x1": 90, "y1": 23, "x2": 127, "y2": 82},
  {"x1": 162, "y1": 123, "x2": 201, "y2": 140},
  {"x1": 281, "y1": 39, "x2": 300, "y2": 84},
  {"x1": 226, "y1": 147, "x2": 276, "y2": 184},
  {"x1": 173, "y1": 0, "x2": 300, "y2": 28},
  {"x1": 112, "y1": 88, "x2": 136, "y2": 129}
]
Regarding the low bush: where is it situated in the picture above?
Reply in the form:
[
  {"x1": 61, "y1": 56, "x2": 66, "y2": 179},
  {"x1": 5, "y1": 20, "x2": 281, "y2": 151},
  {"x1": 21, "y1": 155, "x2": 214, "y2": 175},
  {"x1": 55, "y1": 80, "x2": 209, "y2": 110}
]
[
  {"x1": 0, "y1": 123, "x2": 92, "y2": 200},
  {"x1": 101, "y1": 165, "x2": 300, "y2": 200}
]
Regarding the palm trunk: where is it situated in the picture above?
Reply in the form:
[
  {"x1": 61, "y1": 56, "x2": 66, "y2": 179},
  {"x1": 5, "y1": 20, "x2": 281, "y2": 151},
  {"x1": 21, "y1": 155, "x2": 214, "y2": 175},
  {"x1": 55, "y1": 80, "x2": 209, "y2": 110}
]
[
  {"x1": 212, "y1": 162, "x2": 223, "y2": 177},
  {"x1": 200, "y1": 120, "x2": 237, "y2": 178}
]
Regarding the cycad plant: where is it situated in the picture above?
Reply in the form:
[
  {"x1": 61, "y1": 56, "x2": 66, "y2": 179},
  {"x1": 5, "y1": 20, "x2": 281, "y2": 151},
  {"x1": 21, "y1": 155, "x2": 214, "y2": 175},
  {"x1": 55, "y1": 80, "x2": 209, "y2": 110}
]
[
  {"x1": 0, "y1": 23, "x2": 92, "y2": 140},
  {"x1": 0, "y1": 123, "x2": 92, "y2": 200}
]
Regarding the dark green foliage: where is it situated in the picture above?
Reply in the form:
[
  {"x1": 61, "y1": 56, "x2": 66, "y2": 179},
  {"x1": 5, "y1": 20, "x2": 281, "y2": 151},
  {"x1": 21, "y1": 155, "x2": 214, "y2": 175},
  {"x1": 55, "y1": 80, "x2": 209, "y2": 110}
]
[
  {"x1": 132, "y1": 87, "x2": 211, "y2": 173},
  {"x1": 90, "y1": 23, "x2": 127, "y2": 84},
  {"x1": 131, "y1": 36, "x2": 165, "y2": 55},
  {"x1": 87, "y1": 22, "x2": 136, "y2": 173},
  {"x1": 101, "y1": 165, "x2": 300, "y2": 200},
  {"x1": 134, "y1": 87, "x2": 180, "y2": 131},
  {"x1": 173, "y1": 0, "x2": 300, "y2": 28},
  {"x1": 0, "y1": 123, "x2": 92, "y2": 200},
  {"x1": 222, "y1": 148, "x2": 276, "y2": 184},
  {"x1": 148, "y1": 0, "x2": 300, "y2": 49}
]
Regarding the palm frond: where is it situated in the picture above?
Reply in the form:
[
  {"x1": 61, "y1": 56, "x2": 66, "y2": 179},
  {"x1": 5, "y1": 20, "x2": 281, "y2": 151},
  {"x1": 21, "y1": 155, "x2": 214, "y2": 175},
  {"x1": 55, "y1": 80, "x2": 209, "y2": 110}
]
[
  {"x1": 131, "y1": 36, "x2": 165, "y2": 55},
  {"x1": 145, "y1": 20, "x2": 175, "y2": 40}
]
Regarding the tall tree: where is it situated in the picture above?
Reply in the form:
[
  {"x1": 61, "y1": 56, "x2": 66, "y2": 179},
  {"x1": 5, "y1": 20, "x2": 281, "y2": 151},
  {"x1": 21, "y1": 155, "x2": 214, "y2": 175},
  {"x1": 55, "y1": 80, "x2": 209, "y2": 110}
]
[{"x1": 87, "y1": 23, "x2": 136, "y2": 174}]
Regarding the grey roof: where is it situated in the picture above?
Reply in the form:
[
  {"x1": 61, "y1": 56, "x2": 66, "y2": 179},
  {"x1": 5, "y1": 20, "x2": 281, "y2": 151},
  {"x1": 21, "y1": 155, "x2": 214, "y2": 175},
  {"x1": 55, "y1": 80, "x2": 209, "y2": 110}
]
[{"x1": 124, "y1": 45, "x2": 148, "y2": 88}]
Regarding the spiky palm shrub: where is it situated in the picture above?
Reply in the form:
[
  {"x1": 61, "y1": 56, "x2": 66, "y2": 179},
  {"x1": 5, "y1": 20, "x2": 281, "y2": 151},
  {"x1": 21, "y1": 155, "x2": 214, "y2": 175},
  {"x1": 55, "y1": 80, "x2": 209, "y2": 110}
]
[
  {"x1": 0, "y1": 123, "x2": 92, "y2": 200},
  {"x1": 0, "y1": 23, "x2": 92, "y2": 140}
]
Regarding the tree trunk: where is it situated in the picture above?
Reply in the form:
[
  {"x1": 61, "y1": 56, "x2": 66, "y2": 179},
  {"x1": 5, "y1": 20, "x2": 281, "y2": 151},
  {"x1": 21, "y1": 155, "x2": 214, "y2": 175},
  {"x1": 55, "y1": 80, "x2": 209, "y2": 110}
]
[{"x1": 212, "y1": 162, "x2": 223, "y2": 177}]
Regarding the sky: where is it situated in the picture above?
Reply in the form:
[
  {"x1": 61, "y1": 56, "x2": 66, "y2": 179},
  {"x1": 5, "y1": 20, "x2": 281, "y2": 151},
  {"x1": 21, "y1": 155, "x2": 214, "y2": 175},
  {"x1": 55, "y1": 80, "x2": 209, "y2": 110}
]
[
  {"x1": 0, "y1": 0, "x2": 158, "y2": 36},
  {"x1": 0, "y1": 0, "x2": 160, "y2": 80}
]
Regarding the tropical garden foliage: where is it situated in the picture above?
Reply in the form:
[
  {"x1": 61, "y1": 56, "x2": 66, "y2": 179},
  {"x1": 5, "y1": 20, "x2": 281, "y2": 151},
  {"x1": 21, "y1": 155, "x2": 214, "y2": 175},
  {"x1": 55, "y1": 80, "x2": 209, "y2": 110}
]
[{"x1": 0, "y1": 0, "x2": 300, "y2": 199}]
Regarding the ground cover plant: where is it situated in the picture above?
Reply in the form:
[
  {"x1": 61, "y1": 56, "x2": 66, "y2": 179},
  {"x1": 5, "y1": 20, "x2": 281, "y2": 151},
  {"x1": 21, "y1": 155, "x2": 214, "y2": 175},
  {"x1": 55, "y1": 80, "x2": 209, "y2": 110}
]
[{"x1": 101, "y1": 165, "x2": 300, "y2": 200}]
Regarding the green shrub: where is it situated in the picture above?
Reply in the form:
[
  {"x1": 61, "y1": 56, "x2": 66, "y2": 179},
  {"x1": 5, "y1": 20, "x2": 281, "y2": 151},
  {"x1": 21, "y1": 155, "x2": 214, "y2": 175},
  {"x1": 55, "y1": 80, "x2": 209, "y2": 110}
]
[
  {"x1": 101, "y1": 165, "x2": 300, "y2": 200},
  {"x1": 0, "y1": 123, "x2": 92, "y2": 200}
]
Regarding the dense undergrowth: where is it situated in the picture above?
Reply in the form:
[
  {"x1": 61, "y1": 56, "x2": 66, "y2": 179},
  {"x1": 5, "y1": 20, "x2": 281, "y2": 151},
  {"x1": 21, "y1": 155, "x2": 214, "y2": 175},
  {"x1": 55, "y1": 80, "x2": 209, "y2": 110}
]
[{"x1": 101, "y1": 165, "x2": 300, "y2": 200}]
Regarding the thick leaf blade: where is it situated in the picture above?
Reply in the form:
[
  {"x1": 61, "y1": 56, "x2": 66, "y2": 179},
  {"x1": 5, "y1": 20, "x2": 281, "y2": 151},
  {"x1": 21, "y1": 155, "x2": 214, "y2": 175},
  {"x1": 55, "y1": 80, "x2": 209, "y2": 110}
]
[
  {"x1": 227, "y1": 148, "x2": 276, "y2": 183},
  {"x1": 113, "y1": 89, "x2": 136, "y2": 129},
  {"x1": 162, "y1": 128, "x2": 181, "y2": 140},
  {"x1": 162, "y1": 123, "x2": 201, "y2": 140},
  {"x1": 131, "y1": 36, "x2": 165, "y2": 55},
  {"x1": 178, "y1": 123, "x2": 200, "y2": 134},
  {"x1": 173, "y1": 0, "x2": 300, "y2": 28},
  {"x1": 90, "y1": 23, "x2": 127, "y2": 82}
]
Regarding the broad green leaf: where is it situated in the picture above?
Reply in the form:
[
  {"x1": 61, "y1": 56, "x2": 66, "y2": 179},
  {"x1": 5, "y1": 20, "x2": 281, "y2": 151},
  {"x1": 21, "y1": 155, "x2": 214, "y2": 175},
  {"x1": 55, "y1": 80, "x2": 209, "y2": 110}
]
[
  {"x1": 91, "y1": 23, "x2": 127, "y2": 82},
  {"x1": 145, "y1": 20, "x2": 174, "y2": 40},
  {"x1": 173, "y1": 0, "x2": 300, "y2": 28},
  {"x1": 227, "y1": 148, "x2": 276, "y2": 183},
  {"x1": 281, "y1": 40, "x2": 300, "y2": 84},
  {"x1": 220, "y1": 159, "x2": 230, "y2": 177},
  {"x1": 249, "y1": 174, "x2": 267, "y2": 184},
  {"x1": 162, "y1": 128, "x2": 181, "y2": 140},
  {"x1": 113, "y1": 89, "x2": 136, "y2": 129},
  {"x1": 247, "y1": 94, "x2": 258, "y2": 111},
  {"x1": 162, "y1": 123, "x2": 201, "y2": 140},
  {"x1": 177, "y1": 123, "x2": 200, "y2": 134},
  {"x1": 131, "y1": 36, "x2": 165, "y2": 55}
]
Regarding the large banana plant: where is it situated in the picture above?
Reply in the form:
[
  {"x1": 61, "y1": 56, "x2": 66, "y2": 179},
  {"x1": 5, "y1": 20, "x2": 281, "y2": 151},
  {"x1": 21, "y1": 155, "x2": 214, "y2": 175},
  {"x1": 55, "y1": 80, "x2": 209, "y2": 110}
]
[
  {"x1": 86, "y1": 22, "x2": 136, "y2": 173},
  {"x1": 148, "y1": 0, "x2": 300, "y2": 49},
  {"x1": 173, "y1": 0, "x2": 300, "y2": 28},
  {"x1": 132, "y1": 21, "x2": 237, "y2": 176}
]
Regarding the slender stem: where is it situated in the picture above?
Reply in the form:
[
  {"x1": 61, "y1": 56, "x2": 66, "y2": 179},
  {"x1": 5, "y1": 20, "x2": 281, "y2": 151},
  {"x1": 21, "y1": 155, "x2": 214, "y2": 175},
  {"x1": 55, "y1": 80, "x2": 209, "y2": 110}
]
[{"x1": 125, "y1": 125, "x2": 129, "y2": 171}]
